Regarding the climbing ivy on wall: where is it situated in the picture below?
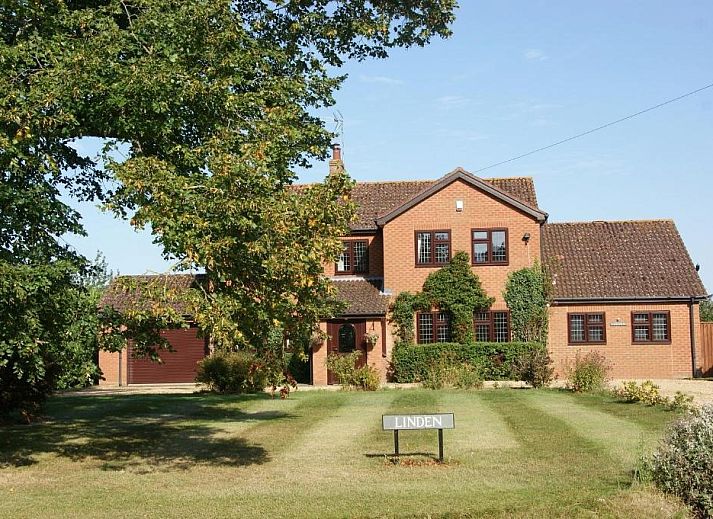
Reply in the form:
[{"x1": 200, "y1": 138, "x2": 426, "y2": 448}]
[
  {"x1": 502, "y1": 262, "x2": 551, "y2": 343},
  {"x1": 390, "y1": 252, "x2": 494, "y2": 344}
]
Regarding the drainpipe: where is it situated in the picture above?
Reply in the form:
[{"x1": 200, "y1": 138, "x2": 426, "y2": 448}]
[
  {"x1": 689, "y1": 297, "x2": 699, "y2": 379},
  {"x1": 118, "y1": 349, "x2": 123, "y2": 387}
]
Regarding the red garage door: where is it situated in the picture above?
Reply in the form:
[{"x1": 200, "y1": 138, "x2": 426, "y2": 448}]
[{"x1": 128, "y1": 328, "x2": 208, "y2": 384}]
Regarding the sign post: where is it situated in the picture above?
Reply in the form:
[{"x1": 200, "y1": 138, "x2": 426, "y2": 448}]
[{"x1": 382, "y1": 413, "x2": 455, "y2": 462}]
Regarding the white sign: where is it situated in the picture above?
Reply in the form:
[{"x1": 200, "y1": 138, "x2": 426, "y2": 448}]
[{"x1": 382, "y1": 413, "x2": 455, "y2": 430}]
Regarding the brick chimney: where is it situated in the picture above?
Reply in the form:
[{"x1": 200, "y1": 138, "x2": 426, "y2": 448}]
[{"x1": 329, "y1": 143, "x2": 343, "y2": 175}]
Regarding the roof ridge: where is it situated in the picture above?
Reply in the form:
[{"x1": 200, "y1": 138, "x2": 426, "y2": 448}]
[
  {"x1": 294, "y1": 176, "x2": 534, "y2": 187},
  {"x1": 547, "y1": 219, "x2": 675, "y2": 225}
]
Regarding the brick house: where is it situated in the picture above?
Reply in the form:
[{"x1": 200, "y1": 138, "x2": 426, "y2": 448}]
[
  {"x1": 99, "y1": 146, "x2": 707, "y2": 385},
  {"x1": 310, "y1": 146, "x2": 707, "y2": 384}
]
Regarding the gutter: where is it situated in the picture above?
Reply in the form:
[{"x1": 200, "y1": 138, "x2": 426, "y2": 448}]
[{"x1": 552, "y1": 295, "x2": 709, "y2": 305}]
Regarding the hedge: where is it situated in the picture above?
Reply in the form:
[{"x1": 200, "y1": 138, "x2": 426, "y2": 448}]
[{"x1": 391, "y1": 341, "x2": 545, "y2": 382}]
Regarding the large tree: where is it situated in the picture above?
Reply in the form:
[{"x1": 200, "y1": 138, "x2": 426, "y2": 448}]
[{"x1": 1, "y1": 1, "x2": 457, "y2": 406}]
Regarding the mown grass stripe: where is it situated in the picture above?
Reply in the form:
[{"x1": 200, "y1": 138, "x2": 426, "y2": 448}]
[
  {"x1": 438, "y1": 391, "x2": 519, "y2": 454},
  {"x1": 524, "y1": 390, "x2": 655, "y2": 466}
]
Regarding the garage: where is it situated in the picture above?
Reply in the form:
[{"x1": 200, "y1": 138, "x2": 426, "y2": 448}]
[{"x1": 127, "y1": 327, "x2": 208, "y2": 384}]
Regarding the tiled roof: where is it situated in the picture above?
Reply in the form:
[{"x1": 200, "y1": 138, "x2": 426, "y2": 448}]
[
  {"x1": 350, "y1": 176, "x2": 539, "y2": 231},
  {"x1": 101, "y1": 274, "x2": 391, "y2": 318},
  {"x1": 331, "y1": 278, "x2": 391, "y2": 316},
  {"x1": 295, "y1": 174, "x2": 540, "y2": 231},
  {"x1": 99, "y1": 274, "x2": 202, "y2": 314},
  {"x1": 542, "y1": 220, "x2": 707, "y2": 300}
]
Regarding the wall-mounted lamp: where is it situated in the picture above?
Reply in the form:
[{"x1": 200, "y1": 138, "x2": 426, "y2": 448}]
[
  {"x1": 522, "y1": 232, "x2": 531, "y2": 242},
  {"x1": 455, "y1": 200, "x2": 464, "y2": 212}
]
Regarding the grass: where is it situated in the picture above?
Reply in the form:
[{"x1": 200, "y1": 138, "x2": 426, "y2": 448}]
[{"x1": 0, "y1": 388, "x2": 690, "y2": 518}]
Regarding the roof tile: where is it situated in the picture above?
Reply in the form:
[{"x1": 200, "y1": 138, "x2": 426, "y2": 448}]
[
  {"x1": 542, "y1": 220, "x2": 706, "y2": 299},
  {"x1": 331, "y1": 278, "x2": 391, "y2": 316},
  {"x1": 305, "y1": 176, "x2": 539, "y2": 231}
]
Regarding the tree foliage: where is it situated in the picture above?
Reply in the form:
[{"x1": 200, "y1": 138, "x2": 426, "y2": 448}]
[
  {"x1": 1, "y1": 1, "x2": 456, "y2": 413},
  {"x1": 700, "y1": 299, "x2": 713, "y2": 322},
  {"x1": 503, "y1": 262, "x2": 551, "y2": 343}
]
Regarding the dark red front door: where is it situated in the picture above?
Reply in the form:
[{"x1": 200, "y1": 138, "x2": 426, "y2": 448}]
[{"x1": 326, "y1": 320, "x2": 367, "y2": 384}]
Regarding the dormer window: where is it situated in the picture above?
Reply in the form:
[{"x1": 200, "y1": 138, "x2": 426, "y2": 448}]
[
  {"x1": 472, "y1": 228, "x2": 508, "y2": 265},
  {"x1": 336, "y1": 240, "x2": 368, "y2": 275}
]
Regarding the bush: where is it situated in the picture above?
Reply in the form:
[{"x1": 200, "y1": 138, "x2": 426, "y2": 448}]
[
  {"x1": 646, "y1": 404, "x2": 713, "y2": 516},
  {"x1": 195, "y1": 351, "x2": 267, "y2": 393},
  {"x1": 391, "y1": 341, "x2": 543, "y2": 383},
  {"x1": 326, "y1": 352, "x2": 380, "y2": 391},
  {"x1": 421, "y1": 351, "x2": 483, "y2": 390},
  {"x1": 512, "y1": 347, "x2": 554, "y2": 388},
  {"x1": 565, "y1": 351, "x2": 611, "y2": 392},
  {"x1": 615, "y1": 381, "x2": 694, "y2": 411},
  {"x1": 353, "y1": 365, "x2": 381, "y2": 391}
]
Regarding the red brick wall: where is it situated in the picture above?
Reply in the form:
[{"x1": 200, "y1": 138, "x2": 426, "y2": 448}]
[
  {"x1": 322, "y1": 232, "x2": 384, "y2": 278},
  {"x1": 381, "y1": 179, "x2": 541, "y2": 309},
  {"x1": 98, "y1": 349, "x2": 128, "y2": 385},
  {"x1": 312, "y1": 318, "x2": 393, "y2": 385},
  {"x1": 548, "y1": 302, "x2": 700, "y2": 379}
]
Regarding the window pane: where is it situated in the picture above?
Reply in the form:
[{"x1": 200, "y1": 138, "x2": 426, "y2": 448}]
[
  {"x1": 474, "y1": 311, "x2": 489, "y2": 322},
  {"x1": 338, "y1": 324, "x2": 356, "y2": 353},
  {"x1": 353, "y1": 241, "x2": 368, "y2": 273},
  {"x1": 587, "y1": 314, "x2": 603, "y2": 323},
  {"x1": 588, "y1": 326, "x2": 604, "y2": 342},
  {"x1": 417, "y1": 233, "x2": 431, "y2": 264},
  {"x1": 570, "y1": 315, "x2": 585, "y2": 342},
  {"x1": 633, "y1": 313, "x2": 649, "y2": 323},
  {"x1": 491, "y1": 231, "x2": 507, "y2": 262},
  {"x1": 652, "y1": 313, "x2": 669, "y2": 341},
  {"x1": 337, "y1": 243, "x2": 350, "y2": 272},
  {"x1": 435, "y1": 232, "x2": 449, "y2": 241},
  {"x1": 473, "y1": 231, "x2": 488, "y2": 240},
  {"x1": 435, "y1": 243, "x2": 449, "y2": 263},
  {"x1": 436, "y1": 313, "x2": 451, "y2": 342},
  {"x1": 475, "y1": 324, "x2": 490, "y2": 342},
  {"x1": 493, "y1": 312, "x2": 509, "y2": 342},
  {"x1": 418, "y1": 314, "x2": 433, "y2": 344},
  {"x1": 634, "y1": 325, "x2": 650, "y2": 342},
  {"x1": 473, "y1": 242, "x2": 489, "y2": 263}
]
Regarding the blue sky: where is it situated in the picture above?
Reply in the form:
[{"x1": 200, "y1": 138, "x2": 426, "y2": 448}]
[{"x1": 67, "y1": 1, "x2": 713, "y2": 290}]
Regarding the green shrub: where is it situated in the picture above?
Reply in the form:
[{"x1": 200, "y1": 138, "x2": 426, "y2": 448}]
[
  {"x1": 615, "y1": 381, "x2": 694, "y2": 411},
  {"x1": 646, "y1": 404, "x2": 713, "y2": 516},
  {"x1": 326, "y1": 352, "x2": 379, "y2": 391},
  {"x1": 421, "y1": 351, "x2": 483, "y2": 390},
  {"x1": 353, "y1": 365, "x2": 380, "y2": 391},
  {"x1": 391, "y1": 341, "x2": 543, "y2": 383},
  {"x1": 195, "y1": 351, "x2": 267, "y2": 393},
  {"x1": 512, "y1": 347, "x2": 554, "y2": 388},
  {"x1": 565, "y1": 351, "x2": 611, "y2": 392}
]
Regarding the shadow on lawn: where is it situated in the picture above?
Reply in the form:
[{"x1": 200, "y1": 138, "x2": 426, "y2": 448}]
[{"x1": 0, "y1": 394, "x2": 291, "y2": 472}]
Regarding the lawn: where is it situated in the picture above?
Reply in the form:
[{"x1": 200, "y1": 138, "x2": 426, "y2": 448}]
[{"x1": 0, "y1": 388, "x2": 688, "y2": 518}]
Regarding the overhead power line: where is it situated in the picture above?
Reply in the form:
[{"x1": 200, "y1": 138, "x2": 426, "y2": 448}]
[{"x1": 473, "y1": 81, "x2": 713, "y2": 174}]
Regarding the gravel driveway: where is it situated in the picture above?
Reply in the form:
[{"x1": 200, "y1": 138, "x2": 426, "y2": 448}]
[{"x1": 610, "y1": 379, "x2": 713, "y2": 406}]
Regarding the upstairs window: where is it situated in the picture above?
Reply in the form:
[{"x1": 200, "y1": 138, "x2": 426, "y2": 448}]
[
  {"x1": 336, "y1": 240, "x2": 368, "y2": 275},
  {"x1": 474, "y1": 311, "x2": 511, "y2": 342},
  {"x1": 417, "y1": 312, "x2": 451, "y2": 344},
  {"x1": 472, "y1": 229, "x2": 508, "y2": 265},
  {"x1": 416, "y1": 230, "x2": 451, "y2": 266},
  {"x1": 632, "y1": 311, "x2": 670, "y2": 343},
  {"x1": 568, "y1": 313, "x2": 606, "y2": 344}
]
